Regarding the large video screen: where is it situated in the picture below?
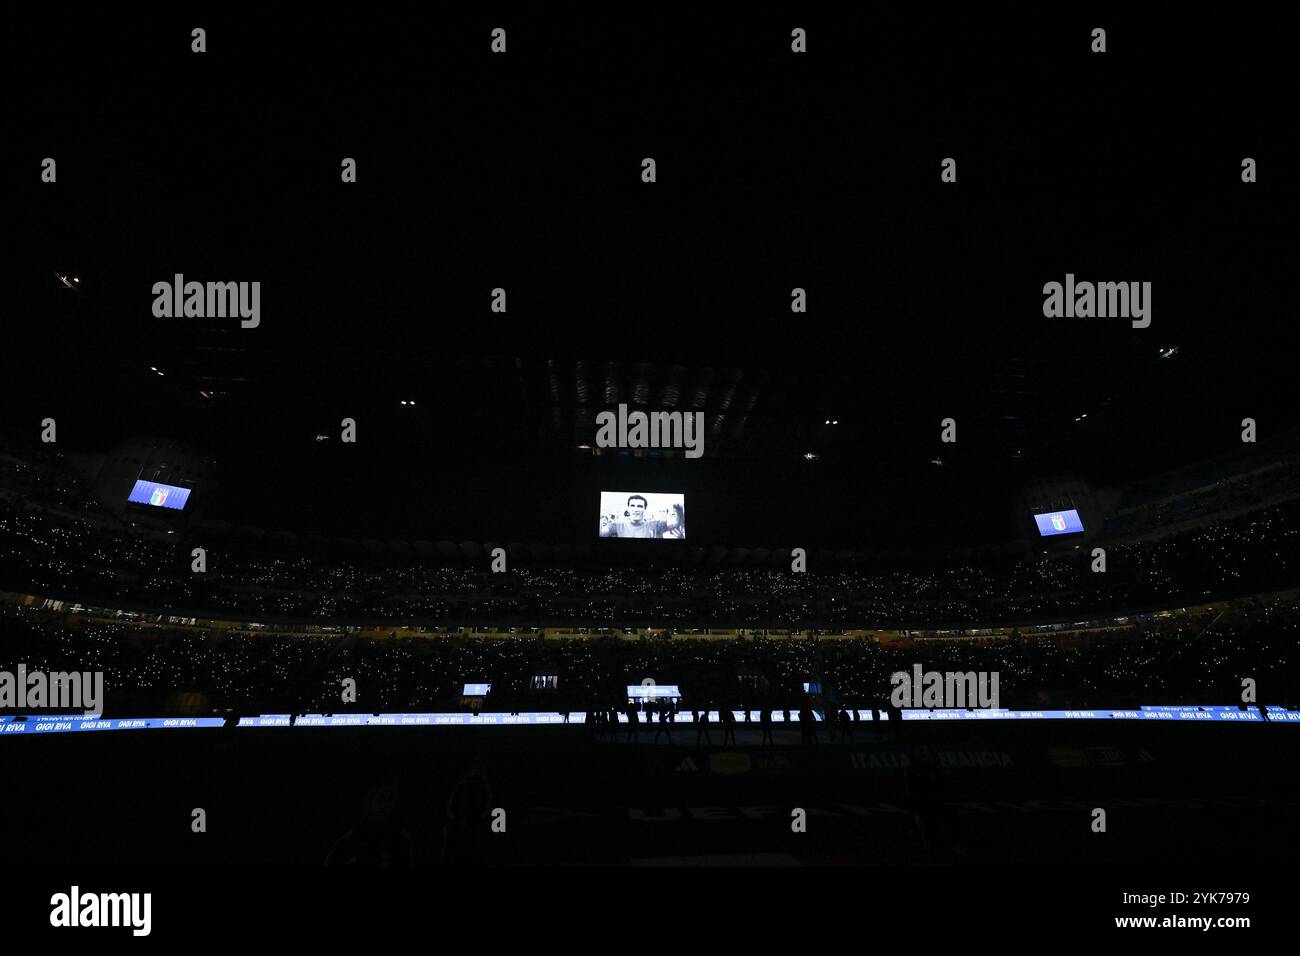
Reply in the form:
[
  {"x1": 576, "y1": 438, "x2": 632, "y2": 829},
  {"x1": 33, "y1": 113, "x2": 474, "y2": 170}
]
[
  {"x1": 127, "y1": 480, "x2": 192, "y2": 511},
  {"x1": 598, "y1": 491, "x2": 685, "y2": 539},
  {"x1": 1033, "y1": 509, "x2": 1084, "y2": 537},
  {"x1": 627, "y1": 684, "x2": 681, "y2": 699}
]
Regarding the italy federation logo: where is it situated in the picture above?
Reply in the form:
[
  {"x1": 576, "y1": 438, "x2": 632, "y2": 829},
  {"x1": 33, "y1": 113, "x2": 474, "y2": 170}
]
[
  {"x1": 1050, "y1": 514, "x2": 1067, "y2": 531},
  {"x1": 150, "y1": 486, "x2": 169, "y2": 507}
]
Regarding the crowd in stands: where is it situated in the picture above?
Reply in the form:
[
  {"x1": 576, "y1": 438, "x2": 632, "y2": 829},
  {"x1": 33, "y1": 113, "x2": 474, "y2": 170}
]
[
  {"x1": 1103, "y1": 457, "x2": 1300, "y2": 538},
  {"x1": 3, "y1": 597, "x2": 1297, "y2": 716},
  {"x1": 3, "y1": 447, "x2": 1299, "y2": 720},
  {"x1": 4, "y1": 489, "x2": 1298, "y2": 627},
  {"x1": 0, "y1": 454, "x2": 104, "y2": 517}
]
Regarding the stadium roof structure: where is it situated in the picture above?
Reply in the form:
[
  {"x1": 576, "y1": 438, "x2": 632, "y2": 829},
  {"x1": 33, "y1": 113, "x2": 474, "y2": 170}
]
[{"x1": 10, "y1": 13, "x2": 1298, "y2": 549}]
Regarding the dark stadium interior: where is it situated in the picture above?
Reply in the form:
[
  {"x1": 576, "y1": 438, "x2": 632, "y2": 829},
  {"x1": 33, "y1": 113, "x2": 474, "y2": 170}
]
[
  {"x1": 3, "y1": 9, "x2": 1299, "y2": 888},
  {"x1": 10, "y1": 14, "x2": 1297, "y2": 547}
]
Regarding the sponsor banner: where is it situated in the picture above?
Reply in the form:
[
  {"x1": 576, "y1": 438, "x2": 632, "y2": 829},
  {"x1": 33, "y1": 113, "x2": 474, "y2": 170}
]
[
  {"x1": 1044, "y1": 745, "x2": 1159, "y2": 768},
  {"x1": 616, "y1": 710, "x2": 811, "y2": 723},
  {"x1": 237, "y1": 715, "x2": 292, "y2": 727},
  {"x1": 285, "y1": 712, "x2": 571, "y2": 727},
  {"x1": 624, "y1": 794, "x2": 1300, "y2": 823},
  {"x1": 1266, "y1": 706, "x2": 1300, "y2": 722},
  {"x1": 643, "y1": 740, "x2": 1161, "y2": 776},
  {"x1": 848, "y1": 747, "x2": 1017, "y2": 773},
  {"x1": 1, "y1": 716, "x2": 223, "y2": 734},
  {"x1": 9, "y1": 706, "x2": 1293, "y2": 736},
  {"x1": 898, "y1": 706, "x2": 1272, "y2": 721},
  {"x1": 708, "y1": 752, "x2": 753, "y2": 775}
]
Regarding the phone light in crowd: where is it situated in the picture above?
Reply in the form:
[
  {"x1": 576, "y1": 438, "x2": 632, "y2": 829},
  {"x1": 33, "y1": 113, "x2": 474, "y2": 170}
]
[{"x1": 804, "y1": 452, "x2": 818, "y2": 460}]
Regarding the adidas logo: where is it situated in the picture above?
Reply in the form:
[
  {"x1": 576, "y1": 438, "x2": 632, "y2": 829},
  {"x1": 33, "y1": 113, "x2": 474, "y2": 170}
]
[{"x1": 674, "y1": 756, "x2": 699, "y2": 773}]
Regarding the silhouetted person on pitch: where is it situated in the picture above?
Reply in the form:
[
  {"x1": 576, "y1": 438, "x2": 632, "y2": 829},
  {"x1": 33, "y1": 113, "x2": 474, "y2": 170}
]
[
  {"x1": 325, "y1": 781, "x2": 415, "y2": 868},
  {"x1": 760, "y1": 707, "x2": 775, "y2": 746},
  {"x1": 839, "y1": 708, "x2": 854, "y2": 741},
  {"x1": 695, "y1": 709, "x2": 713, "y2": 747},
  {"x1": 721, "y1": 706, "x2": 737, "y2": 746},
  {"x1": 904, "y1": 745, "x2": 942, "y2": 859},
  {"x1": 625, "y1": 704, "x2": 639, "y2": 743},
  {"x1": 799, "y1": 706, "x2": 818, "y2": 745},
  {"x1": 653, "y1": 699, "x2": 674, "y2": 744},
  {"x1": 440, "y1": 759, "x2": 494, "y2": 867},
  {"x1": 885, "y1": 704, "x2": 902, "y2": 737}
]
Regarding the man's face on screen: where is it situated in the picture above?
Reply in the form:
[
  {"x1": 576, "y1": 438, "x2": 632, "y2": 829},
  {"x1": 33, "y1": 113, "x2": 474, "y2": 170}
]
[{"x1": 628, "y1": 498, "x2": 647, "y2": 522}]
